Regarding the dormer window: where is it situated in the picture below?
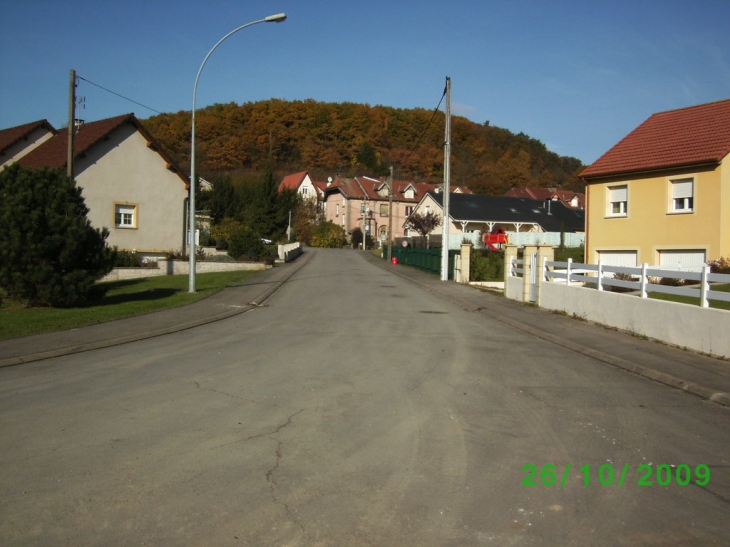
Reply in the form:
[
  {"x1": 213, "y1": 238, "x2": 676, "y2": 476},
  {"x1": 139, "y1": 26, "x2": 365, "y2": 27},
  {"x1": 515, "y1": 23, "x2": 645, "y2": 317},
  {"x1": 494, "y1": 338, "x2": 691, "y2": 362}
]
[{"x1": 404, "y1": 188, "x2": 414, "y2": 199}]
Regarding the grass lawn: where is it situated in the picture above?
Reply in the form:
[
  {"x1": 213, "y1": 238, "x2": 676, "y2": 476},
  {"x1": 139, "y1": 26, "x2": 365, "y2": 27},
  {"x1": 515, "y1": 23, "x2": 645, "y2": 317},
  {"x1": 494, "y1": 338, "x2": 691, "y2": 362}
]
[
  {"x1": 0, "y1": 270, "x2": 260, "y2": 340},
  {"x1": 648, "y1": 283, "x2": 730, "y2": 310}
]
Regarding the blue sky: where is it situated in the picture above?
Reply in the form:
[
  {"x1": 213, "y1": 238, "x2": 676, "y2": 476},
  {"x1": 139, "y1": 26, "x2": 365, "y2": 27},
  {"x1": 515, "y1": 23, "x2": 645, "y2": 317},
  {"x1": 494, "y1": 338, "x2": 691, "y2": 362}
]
[{"x1": 2, "y1": 0, "x2": 730, "y2": 164}]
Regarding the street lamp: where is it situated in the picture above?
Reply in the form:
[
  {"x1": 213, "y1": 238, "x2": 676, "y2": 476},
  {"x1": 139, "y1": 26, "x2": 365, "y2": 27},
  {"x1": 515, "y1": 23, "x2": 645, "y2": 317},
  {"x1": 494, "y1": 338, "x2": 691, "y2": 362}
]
[{"x1": 188, "y1": 13, "x2": 287, "y2": 293}]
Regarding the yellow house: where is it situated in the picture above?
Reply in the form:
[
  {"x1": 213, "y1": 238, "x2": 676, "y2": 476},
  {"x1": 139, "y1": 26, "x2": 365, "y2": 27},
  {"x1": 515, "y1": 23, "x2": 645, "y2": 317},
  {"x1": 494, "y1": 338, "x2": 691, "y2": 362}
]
[{"x1": 581, "y1": 99, "x2": 730, "y2": 270}]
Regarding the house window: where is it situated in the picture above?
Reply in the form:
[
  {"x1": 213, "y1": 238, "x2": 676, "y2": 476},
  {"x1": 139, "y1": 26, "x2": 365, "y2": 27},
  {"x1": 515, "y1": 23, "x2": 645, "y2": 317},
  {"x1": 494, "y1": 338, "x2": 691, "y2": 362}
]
[
  {"x1": 380, "y1": 204, "x2": 389, "y2": 217},
  {"x1": 405, "y1": 206, "x2": 414, "y2": 217},
  {"x1": 114, "y1": 203, "x2": 138, "y2": 228},
  {"x1": 670, "y1": 178, "x2": 693, "y2": 212},
  {"x1": 301, "y1": 187, "x2": 308, "y2": 196},
  {"x1": 607, "y1": 185, "x2": 627, "y2": 217},
  {"x1": 404, "y1": 188, "x2": 414, "y2": 199}
]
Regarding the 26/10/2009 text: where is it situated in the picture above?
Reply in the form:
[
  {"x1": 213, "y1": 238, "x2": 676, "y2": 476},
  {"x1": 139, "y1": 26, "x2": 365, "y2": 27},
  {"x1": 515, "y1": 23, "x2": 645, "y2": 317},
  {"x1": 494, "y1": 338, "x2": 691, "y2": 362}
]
[{"x1": 522, "y1": 463, "x2": 710, "y2": 487}]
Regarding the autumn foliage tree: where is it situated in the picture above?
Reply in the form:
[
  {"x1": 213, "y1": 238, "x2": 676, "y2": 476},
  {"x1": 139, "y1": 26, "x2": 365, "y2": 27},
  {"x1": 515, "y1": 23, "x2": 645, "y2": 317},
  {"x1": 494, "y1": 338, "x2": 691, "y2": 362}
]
[
  {"x1": 406, "y1": 211, "x2": 442, "y2": 248},
  {"x1": 144, "y1": 99, "x2": 584, "y2": 195}
]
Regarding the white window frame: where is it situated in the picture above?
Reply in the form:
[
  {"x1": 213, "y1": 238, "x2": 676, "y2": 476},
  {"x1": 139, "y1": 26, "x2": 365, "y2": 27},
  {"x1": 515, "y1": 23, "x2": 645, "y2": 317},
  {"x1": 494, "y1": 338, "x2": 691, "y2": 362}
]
[
  {"x1": 114, "y1": 203, "x2": 138, "y2": 229},
  {"x1": 607, "y1": 185, "x2": 628, "y2": 217},
  {"x1": 669, "y1": 177, "x2": 694, "y2": 213}
]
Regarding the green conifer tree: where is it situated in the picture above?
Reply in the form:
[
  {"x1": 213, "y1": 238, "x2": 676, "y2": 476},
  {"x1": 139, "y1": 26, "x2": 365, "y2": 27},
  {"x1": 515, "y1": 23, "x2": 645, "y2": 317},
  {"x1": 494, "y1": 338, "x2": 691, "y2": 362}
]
[{"x1": 0, "y1": 165, "x2": 115, "y2": 307}]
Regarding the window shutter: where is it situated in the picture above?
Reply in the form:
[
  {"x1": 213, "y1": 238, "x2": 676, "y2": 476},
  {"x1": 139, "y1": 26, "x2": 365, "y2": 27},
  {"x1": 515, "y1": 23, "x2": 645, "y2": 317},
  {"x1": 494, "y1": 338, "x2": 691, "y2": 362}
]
[
  {"x1": 672, "y1": 179, "x2": 693, "y2": 199},
  {"x1": 609, "y1": 186, "x2": 627, "y2": 202}
]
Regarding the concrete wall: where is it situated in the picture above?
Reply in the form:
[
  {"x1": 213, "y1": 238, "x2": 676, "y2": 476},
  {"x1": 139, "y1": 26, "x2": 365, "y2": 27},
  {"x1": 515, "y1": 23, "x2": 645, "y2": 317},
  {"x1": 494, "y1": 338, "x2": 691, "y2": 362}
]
[
  {"x1": 539, "y1": 282, "x2": 730, "y2": 358},
  {"x1": 100, "y1": 259, "x2": 266, "y2": 282},
  {"x1": 278, "y1": 242, "x2": 302, "y2": 262}
]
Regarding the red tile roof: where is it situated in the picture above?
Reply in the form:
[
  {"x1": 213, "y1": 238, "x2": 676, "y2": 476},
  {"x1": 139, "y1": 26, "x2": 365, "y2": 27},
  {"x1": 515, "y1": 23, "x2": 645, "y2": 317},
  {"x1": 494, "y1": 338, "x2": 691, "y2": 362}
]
[
  {"x1": 16, "y1": 113, "x2": 188, "y2": 188},
  {"x1": 581, "y1": 98, "x2": 730, "y2": 179},
  {"x1": 278, "y1": 170, "x2": 308, "y2": 191},
  {"x1": 0, "y1": 119, "x2": 56, "y2": 153}
]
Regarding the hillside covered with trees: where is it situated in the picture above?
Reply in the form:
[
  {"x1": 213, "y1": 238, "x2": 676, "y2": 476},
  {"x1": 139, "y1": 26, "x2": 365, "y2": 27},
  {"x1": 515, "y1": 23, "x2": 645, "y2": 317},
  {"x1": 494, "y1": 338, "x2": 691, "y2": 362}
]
[{"x1": 144, "y1": 99, "x2": 585, "y2": 195}]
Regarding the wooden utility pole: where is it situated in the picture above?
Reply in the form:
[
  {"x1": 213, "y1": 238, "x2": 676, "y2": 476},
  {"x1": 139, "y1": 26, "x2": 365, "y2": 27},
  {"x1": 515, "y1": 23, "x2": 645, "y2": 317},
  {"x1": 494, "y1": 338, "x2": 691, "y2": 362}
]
[{"x1": 67, "y1": 69, "x2": 75, "y2": 179}]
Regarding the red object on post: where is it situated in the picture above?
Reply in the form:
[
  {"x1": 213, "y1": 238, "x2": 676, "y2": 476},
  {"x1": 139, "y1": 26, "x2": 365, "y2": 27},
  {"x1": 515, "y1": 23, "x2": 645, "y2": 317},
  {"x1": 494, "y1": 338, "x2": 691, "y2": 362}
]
[
  {"x1": 483, "y1": 227, "x2": 508, "y2": 250},
  {"x1": 391, "y1": 257, "x2": 398, "y2": 265}
]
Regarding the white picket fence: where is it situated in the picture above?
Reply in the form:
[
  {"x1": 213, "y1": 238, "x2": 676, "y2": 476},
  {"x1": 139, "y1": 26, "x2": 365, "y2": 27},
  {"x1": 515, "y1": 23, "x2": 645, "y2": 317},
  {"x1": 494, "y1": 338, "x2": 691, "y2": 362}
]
[
  {"x1": 506, "y1": 255, "x2": 730, "y2": 357},
  {"x1": 543, "y1": 259, "x2": 730, "y2": 308}
]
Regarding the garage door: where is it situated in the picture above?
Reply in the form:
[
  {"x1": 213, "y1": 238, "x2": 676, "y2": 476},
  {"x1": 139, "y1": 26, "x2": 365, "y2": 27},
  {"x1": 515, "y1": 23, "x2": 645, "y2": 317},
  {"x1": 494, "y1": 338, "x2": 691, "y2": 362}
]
[
  {"x1": 659, "y1": 250, "x2": 706, "y2": 272},
  {"x1": 597, "y1": 251, "x2": 637, "y2": 267},
  {"x1": 597, "y1": 251, "x2": 637, "y2": 278}
]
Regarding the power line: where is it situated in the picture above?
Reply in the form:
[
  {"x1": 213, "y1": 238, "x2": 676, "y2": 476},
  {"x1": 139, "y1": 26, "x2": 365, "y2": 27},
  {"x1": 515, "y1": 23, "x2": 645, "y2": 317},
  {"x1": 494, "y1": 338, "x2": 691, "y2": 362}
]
[
  {"x1": 76, "y1": 75, "x2": 164, "y2": 115},
  {"x1": 400, "y1": 87, "x2": 447, "y2": 170}
]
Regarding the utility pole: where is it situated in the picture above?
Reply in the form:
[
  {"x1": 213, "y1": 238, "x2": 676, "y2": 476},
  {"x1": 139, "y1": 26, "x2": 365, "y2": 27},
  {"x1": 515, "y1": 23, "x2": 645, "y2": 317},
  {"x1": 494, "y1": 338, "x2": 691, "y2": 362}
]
[
  {"x1": 67, "y1": 69, "x2": 76, "y2": 179},
  {"x1": 440, "y1": 76, "x2": 451, "y2": 281},
  {"x1": 388, "y1": 165, "x2": 394, "y2": 263}
]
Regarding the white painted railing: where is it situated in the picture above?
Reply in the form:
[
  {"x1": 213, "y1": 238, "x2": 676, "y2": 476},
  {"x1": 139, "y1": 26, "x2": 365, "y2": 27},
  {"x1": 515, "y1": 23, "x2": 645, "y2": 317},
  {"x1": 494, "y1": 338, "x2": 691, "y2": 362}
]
[{"x1": 543, "y1": 259, "x2": 730, "y2": 308}]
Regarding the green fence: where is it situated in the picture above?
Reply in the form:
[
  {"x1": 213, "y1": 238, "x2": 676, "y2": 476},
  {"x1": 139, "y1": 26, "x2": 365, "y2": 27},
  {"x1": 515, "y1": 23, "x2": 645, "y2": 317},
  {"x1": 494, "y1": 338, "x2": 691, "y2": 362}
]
[{"x1": 383, "y1": 246, "x2": 457, "y2": 280}]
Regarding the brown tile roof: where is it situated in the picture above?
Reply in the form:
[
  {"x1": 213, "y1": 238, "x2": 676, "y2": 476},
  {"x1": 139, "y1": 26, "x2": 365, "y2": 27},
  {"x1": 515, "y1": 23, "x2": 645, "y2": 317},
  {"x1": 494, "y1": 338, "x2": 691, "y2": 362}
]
[
  {"x1": 16, "y1": 113, "x2": 188, "y2": 188},
  {"x1": 581, "y1": 98, "x2": 730, "y2": 179},
  {"x1": 324, "y1": 176, "x2": 469, "y2": 202},
  {"x1": 0, "y1": 119, "x2": 57, "y2": 153}
]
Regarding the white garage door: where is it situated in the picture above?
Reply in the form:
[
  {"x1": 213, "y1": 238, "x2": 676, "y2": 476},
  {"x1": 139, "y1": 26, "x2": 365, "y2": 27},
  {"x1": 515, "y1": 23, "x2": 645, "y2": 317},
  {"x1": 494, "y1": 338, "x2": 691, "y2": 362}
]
[
  {"x1": 597, "y1": 251, "x2": 638, "y2": 267},
  {"x1": 659, "y1": 250, "x2": 706, "y2": 272}
]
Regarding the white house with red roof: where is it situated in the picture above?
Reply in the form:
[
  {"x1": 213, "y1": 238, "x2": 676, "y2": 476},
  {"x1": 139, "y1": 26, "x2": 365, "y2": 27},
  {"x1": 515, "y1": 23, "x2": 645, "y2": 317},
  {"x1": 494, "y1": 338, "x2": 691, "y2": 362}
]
[
  {"x1": 581, "y1": 98, "x2": 730, "y2": 269},
  {"x1": 0, "y1": 119, "x2": 57, "y2": 168},
  {"x1": 8, "y1": 113, "x2": 189, "y2": 258},
  {"x1": 278, "y1": 170, "x2": 323, "y2": 201}
]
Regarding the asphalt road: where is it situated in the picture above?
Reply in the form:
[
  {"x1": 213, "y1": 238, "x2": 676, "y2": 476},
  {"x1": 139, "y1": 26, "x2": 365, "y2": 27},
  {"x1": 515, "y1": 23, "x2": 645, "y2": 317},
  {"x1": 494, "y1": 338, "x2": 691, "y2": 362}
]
[{"x1": 1, "y1": 249, "x2": 728, "y2": 546}]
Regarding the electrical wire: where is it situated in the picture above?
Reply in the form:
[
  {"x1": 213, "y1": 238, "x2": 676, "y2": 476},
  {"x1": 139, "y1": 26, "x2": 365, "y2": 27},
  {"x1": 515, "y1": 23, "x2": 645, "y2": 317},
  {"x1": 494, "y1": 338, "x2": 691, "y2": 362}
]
[
  {"x1": 77, "y1": 75, "x2": 164, "y2": 115},
  {"x1": 400, "y1": 87, "x2": 447, "y2": 170}
]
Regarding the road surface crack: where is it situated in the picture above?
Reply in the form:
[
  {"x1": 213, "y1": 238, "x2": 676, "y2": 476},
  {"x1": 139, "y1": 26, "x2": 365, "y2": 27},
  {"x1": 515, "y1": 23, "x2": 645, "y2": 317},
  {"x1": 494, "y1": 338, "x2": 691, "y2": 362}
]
[
  {"x1": 193, "y1": 381, "x2": 280, "y2": 407},
  {"x1": 262, "y1": 410, "x2": 306, "y2": 535}
]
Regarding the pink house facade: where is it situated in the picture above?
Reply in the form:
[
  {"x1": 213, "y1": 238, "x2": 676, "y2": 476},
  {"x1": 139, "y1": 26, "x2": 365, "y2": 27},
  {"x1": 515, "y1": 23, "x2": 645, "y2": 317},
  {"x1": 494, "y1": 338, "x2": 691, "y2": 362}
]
[{"x1": 322, "y1": 175, "x2": 470, "y2": 243}]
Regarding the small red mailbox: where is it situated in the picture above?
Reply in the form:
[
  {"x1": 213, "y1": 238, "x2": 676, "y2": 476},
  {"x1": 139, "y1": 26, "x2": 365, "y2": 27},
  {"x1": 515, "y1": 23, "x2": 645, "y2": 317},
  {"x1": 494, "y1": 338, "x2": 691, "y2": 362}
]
[{"x1": 391, "y1": 257, "x2": 398, "y2": 265}]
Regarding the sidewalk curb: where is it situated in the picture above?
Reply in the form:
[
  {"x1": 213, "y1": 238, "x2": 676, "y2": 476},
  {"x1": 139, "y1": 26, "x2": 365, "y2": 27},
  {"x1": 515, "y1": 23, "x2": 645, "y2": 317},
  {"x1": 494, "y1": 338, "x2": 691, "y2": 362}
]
[
  {"x1": 0, "y1": 251, "x2": 315, "y2": 368},
  {"x1": 367, "y1": 254, "x2": 730, "y2": 408}
]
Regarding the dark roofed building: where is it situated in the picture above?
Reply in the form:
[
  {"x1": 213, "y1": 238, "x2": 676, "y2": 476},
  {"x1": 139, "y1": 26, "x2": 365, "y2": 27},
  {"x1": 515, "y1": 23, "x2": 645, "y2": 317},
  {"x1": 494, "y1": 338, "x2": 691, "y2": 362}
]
[
  {"x1": 0, "y1": 119, "x2": 57, "y2": 168},
  {"x1": 419, "y1": 191, "x2": 584, "y2": 234}
]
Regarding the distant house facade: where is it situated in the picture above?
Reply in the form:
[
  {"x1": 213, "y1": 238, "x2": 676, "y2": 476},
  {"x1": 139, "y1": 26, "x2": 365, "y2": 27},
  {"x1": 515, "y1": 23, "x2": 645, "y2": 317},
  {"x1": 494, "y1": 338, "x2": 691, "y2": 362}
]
[
  {"x1": 410, "y1": 191, "x2": 585, "y2": 246},
  {"x1": 322, "y1": 175, "x2": 470, "y2": 243},
  {"x1": 0, "y1": 119, "x2": 57, "y2": 169},
  {"x1": 12, "y1": 113, "x2": 189, "y2": 258},
  {"x1": 581, "y1": 99, "x2": 730, "y2": 270}
]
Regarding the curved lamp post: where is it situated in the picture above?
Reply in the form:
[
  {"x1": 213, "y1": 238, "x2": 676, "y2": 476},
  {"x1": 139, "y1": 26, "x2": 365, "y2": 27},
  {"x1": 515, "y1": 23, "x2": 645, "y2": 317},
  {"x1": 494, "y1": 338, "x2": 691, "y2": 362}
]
[{"x1": 189, "y1": 13, "x2": 287, "y2": 293}]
